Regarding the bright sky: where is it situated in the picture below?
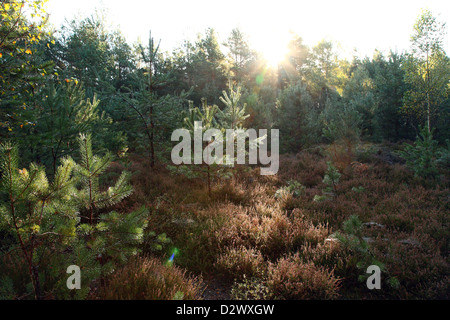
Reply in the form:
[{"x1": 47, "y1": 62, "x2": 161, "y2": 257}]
[{"x1": 45, "y1": 0, "x2": 450, "y2": 62}]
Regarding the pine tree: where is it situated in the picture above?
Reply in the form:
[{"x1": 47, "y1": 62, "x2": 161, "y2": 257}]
[
  {"x1": 0, "y1": 142, "x2": 78, "y2": 299},
  {"x1": 0, "y1": 134, "x2": 147, "y2": 299},
  {"x1": 218, "y1": 81, "x2": 249, "y2": 130},
  {"x1": 75, "y1": 133, "x2": 133, "y2": 225},
  {"x1": 223, "y1": 28, "x2": 254, "y2": 83},
  {"x1": 398, "y1": 125, "x2": 440, "y2": 179},
  {"x1": 66, "y1": 133, "x2": 148, "y2": 297},
  {"x1": 276, "y1": 80, "x2": 318, "y2": 152},
  {"x1": 323, "y1": 161, "x2": 341, "y2": 196},
  {"x1": 181, "y1": 99, "x2": 219, "y2": 195},
  {"x1": 36, "y1": 81, "x2": 101, "y2": 174}
]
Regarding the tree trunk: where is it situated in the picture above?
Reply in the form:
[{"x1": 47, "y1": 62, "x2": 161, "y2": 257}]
[
  {"x1": 150, "y1": 103, "x2": 155, "y2": 168},
  {"x1": 426, "y1": 51, "x2": 431, "y2": 133}
]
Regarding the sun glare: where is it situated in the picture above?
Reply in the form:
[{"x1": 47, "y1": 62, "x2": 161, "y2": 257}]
[
  {"x1": 263, "y1": 45, "x2": 288, "y2": 68},
  {"x1": 252, "y1": 33, "x2": 290, "y2": 68}
]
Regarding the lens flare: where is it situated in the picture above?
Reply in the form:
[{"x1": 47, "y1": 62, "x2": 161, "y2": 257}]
[
  {"x1": 166, "y1": 248, "x2": 179, "y2": 266},
  {"x1": 256, "y1": 67, "x2": 269, "y2": 86}
]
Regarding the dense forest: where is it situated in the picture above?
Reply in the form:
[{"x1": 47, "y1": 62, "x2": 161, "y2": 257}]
[{"x1": 0, "y1": 0, "x2": 449, "y2": 301}]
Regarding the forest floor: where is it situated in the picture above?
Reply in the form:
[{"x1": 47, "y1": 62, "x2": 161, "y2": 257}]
[
  {"x1": 201, "y1": 277, "x2": 232, "y2": 300},
  {"x1": 104, "y1": 142, "x2": 449, "y2": 300}
]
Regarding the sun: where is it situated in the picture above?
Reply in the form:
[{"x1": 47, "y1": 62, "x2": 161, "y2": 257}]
[
  {"x1": 263, "y1": 47, "x2": 288, "y2": 68},
  {"x1": 251, "y1": 33, "x2": 290, "y2": 68}
]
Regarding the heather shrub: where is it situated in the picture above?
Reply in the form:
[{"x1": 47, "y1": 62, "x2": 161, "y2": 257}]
[
  {"x1": 214, "y1": 246, "x2": 266, "y2": 280},
  {"x1": 125, "y1": 146, "x2": 449, "y2": 300},
  {"x1": 210, "y1": 181, "x2": 250, "y2": 206},
  {"x1": 94, "y1": 256, "x2": 203, "y2": 300},
  {"x1": 278, "y1": 153, "x2": 327, "y2": 187},
  {"x1": 258, "y1": 212, "x2": 293, "y2": 259},
  {"x1": 299, "y1": 242, "x2": 353, "y2": 278},
  {"x1": 325, "y1": 141, "x2": 356, "y2": 172},
  {"x1": 371, "y1": 238, "x2": 449, "y2": 299},
  {"x1": 267, "y1": 254, "x2": 340, "y2": 300}
]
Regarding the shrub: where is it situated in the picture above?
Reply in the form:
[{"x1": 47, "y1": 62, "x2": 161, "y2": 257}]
[
  {"x1": 215, "y1": 246, "x2": 265, "y2": 281},
  {"x1": 267, "y1": 254, "x2": 340, "y2": 300},
  {"x1": 278, "y1": 153, "x2": 327, "y2": 188},
  {"x1": 94, "y1": 256, "x2": 203, "y2": 300}
]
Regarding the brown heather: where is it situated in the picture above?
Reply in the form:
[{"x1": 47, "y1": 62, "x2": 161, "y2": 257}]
[
  {"x1": 267, "y1": 254, "x2": 341, "y2": 300},
  {"x1": 93, "y1": 256, "x2": 203, "y2": 300},
  {"x1": 99, "y1": 145, "x2": 449, "y2": 300}
]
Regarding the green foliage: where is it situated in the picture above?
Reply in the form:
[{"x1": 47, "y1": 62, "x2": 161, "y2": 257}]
[
  {"x1": 0, "y1": 0, "x2": 53, "y2": 136},
  {"x1": 436, "y1": 140, "x2": 450, "y2": 171},
  {"x1": 279, "y1": 34, "x2": 310, "y2": 82},
  {"x1": 275, "y1": 180, "x2": 305, "y2": 199},
  {"x1": 183, "y1": 98, "x2": 219, "y2": 133},
  {"x1": 231, "y1": 275, "x2": 270, "y2": 300},
  {"x1": 0, "y1": 276, "x2": 15, "y2": 300},
  {"x1": 369, "y1": 52, "x2": 409, "y2": 141},
  {"x1": 144, "y1": 231, "x2": 172, "y2": 252},
  {"x1": 352, "y1": 186, "x2": 365, "y2": 193},
  {"x1": 402, "y1": 9, "x2": 449, "y2": 130},
  {"x1": 306, "y1": 40, "x2": 343, "y2": 100},
  {"x1": 343, "y1": 65, "x2": 376, "y2": 138},
  {"x1": 335, "y1": 215, "x2": 400, "y2": 290},
  {"x1": 313, "y1": 161, "x2": 341, "y2": 202},
  {"x1": 187, "y1": 28, "x2": 229, "y2": 105},
  {"x1": 58, "y1": 14, "x2": 116, "y2": 95},
  {"x1": 0, "y1": 141, "x2": 79, "y2": 299},
  {"x1": 313, "y1": 194, "x2": 328, "y2": 203},
  {"x1": 75, "y1": 133, "x2": 133, "y2": 223},
  {"x1": 335, "y1": 216, "x2": 383, "y2": 275},
  {"x1": 323, "y1": 161, "x2": 341, "y2": 194},
  {"x1": 276, "y1": 80, "x2": 319, "y2": 152},
  {"x1": 172, "y1": 291, "x2": 184, "y2": 300},
  {"x1": 217, "y1": 81, "x2": 250, "y2": 129},
  {"x1": 243, "y1": 88, "x2": 275, "y2": 130},
  {"x1": 0, "y1": 134, "x2": 147, "y2": 299},
  {"x1": 223, "y1": 28, "x2": 254, "y2": 83},
  {"x1": 0, "y1": 0, "x2": 448, "y2": 301},
  {"x1": 321, "y1": 98, "x2": 362, "y2": 144},
  {"x1": 398, "y1": 126, "x2": 440, "y2": 178},
  {"x1": 34, "y1": 81, "x2": 101, "y2": 172}
]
